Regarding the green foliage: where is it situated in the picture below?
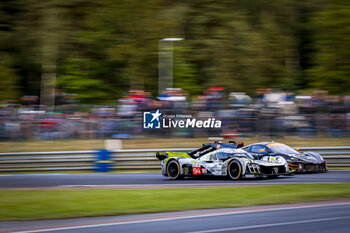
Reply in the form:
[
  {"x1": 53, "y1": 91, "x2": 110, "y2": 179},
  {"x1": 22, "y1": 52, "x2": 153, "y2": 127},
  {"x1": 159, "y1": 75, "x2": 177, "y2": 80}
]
[
  {"x1": 308, "y1": 0, "x2": 350, "y2": 94},
  {"x1": 58, "y1": 58, "x2": 110, "y2": 103},
  {"x1": 0, "y1": 0, "x2": 349, "y2": 102},
  {"x1": 173, "y1": 45, "x2": 201, "y2": 95},
  {"x1": 0, "y1": 64, "x2": 19, "y2": 100}
]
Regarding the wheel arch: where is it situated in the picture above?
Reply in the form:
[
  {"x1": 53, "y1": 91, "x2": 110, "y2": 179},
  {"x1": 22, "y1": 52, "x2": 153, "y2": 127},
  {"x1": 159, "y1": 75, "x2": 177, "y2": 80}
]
[
  {"x1": 166, "y1": 159, "x2": 182, "y2": 180},
  {"x1": 226, "y1": 158, "x2": 247, "y2": 175},
  {"x1": 162, "y1": 158, "x2": 178, "y2": 177},
  {"x1": 227, "y1": 159, "x2": 244, "y2": 180}
]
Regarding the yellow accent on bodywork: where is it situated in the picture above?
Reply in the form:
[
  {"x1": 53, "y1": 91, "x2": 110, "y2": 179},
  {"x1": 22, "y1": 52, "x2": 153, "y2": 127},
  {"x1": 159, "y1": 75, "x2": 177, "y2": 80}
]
[
  {"x1": 166, "y1": 152, "x2": 192, "y2": 158},
  {"x1": 163, "y1": 151, "x2": 192, "y2": 165}
]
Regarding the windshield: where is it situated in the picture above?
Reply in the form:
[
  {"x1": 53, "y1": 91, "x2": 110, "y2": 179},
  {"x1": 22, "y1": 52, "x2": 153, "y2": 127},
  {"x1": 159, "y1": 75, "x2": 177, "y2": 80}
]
[{"x1": 268, "y1": 144, "x2": 299, "y2": 154}]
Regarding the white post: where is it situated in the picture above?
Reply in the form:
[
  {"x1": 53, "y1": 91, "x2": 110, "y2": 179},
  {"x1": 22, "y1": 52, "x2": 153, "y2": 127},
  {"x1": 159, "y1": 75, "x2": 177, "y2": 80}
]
[{"x1": 158, "y1": 38, "x2": 183, "y2": 95}]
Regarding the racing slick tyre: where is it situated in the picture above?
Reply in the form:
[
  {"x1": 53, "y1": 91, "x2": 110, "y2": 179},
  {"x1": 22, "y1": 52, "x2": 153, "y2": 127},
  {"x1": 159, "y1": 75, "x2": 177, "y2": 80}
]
[
  {"x1": 228, "y1": 160, "x2": 242, "y2": 180},
  {"x1": 320, "y1": 164, "x2": 328, "y2": 173},
  {"x1": 166, "y1": 160, "x2": 182, "y2": 180}
]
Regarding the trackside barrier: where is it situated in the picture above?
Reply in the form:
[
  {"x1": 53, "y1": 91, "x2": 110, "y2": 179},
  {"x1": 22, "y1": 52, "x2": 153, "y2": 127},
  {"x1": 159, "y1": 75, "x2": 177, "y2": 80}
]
[
  {"x1": 0, "y1": 147, "x2": 350, "y2": 172},
  {"x1": 95, "y1": 149, "x2": 113, "y2": 172}
]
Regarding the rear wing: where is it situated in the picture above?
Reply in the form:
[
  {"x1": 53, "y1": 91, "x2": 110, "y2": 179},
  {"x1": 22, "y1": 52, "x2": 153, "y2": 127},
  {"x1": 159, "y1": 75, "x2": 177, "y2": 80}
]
[
  {"x1": 157, "y1": 141, "x2": 245, "y2": 160},
  {"x1": 156, "y1": 152, "x2": 168, "y2": 161},
  {"x1": 188, "y1": 141, "x2": 244, "y2": 158},
  {"x1": 225, "y1": 141, "x2": 244, "y2": 148}
]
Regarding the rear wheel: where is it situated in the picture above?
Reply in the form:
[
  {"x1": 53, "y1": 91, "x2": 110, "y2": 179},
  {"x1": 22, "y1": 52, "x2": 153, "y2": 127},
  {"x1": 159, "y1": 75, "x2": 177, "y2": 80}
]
[
  {"x1": 166, "y1": 160, "x2": 182, "y2": 180},
  {"x1": 319, "y1": 163, "x2": 328, "y2": 173},
  {"x1": 228, "y1": 160, "x2": 242, "y2": 180}
]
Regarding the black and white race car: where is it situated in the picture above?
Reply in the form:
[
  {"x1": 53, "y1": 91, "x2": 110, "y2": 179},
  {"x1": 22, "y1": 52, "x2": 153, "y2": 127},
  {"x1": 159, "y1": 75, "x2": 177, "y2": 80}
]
[{"x1": 156, "y1": 142, "x2": 290, "y2": 180}]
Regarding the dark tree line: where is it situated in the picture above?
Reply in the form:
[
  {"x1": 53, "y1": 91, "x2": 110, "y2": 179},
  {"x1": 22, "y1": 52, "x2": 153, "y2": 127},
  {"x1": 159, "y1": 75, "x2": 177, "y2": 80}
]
[{"x1": 0, "y1": 0, "x2": 349, "y2": 103}]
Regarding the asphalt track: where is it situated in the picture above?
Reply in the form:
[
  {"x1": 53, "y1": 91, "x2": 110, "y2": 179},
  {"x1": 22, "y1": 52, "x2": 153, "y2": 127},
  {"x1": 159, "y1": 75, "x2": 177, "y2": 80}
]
[
  {"x1": 1, "y1": 200, "x2": 349, "y2": 233},
  {"x1": 0, "y1": 170, "x2": 349, "y2": 189}
]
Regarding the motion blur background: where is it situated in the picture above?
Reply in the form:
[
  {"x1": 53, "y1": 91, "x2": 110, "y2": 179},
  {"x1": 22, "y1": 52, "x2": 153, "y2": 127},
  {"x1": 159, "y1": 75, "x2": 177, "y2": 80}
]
[
  {"x1": 0, "y1": 0, "x2": 349, "y2": 141},
  {"x1": 1, "y1": 1, "x2": 350, "y2": 228}
]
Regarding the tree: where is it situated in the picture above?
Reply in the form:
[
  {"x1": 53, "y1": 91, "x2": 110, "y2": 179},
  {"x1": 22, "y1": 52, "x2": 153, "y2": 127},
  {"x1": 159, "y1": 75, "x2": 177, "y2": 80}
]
[
  {"x1": 58, "y1": 58, "x2": 110, "y2": 103},
  {"x1": 0, "y1": 0, "x2": 349, "y2": 103},
  {"x1": 308, "y1": 0, "x2": 350, "y2": 94},
  {"x1": 0, "y1": 1, "x2": 20, "y2": 99},
  {"x1": 0, "y1": 59, "x2": 19, "y2": 100}
]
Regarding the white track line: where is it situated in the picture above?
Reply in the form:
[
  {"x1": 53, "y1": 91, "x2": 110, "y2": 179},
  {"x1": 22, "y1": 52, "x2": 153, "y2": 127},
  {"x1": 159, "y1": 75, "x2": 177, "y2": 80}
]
[
  {"x1": 186, "y1": 216, "x2": 350, "y2": 233},
  {"x1": 9, "y1": 201, "x2": 350, "y2": 233},
  {"x1": 56, "y1": 181, "x2": 346, "y2": 187}
]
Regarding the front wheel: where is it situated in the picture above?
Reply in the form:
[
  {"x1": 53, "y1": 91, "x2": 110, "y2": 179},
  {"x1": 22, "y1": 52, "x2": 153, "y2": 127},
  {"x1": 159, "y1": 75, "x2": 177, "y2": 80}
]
[
  {"x1": 166, "y1": 160, "x2": 182, "y2": 180},
  {"x1": 228, "y1": 160, "x2": 242, "y2": 180}
]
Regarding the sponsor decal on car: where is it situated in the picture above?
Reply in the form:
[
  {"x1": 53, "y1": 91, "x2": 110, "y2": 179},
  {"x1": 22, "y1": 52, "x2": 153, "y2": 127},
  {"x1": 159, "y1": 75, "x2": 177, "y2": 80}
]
[
  {"x1": 201, "y1": 168, "x2": 207, "y2": 174},
  {"x1": 192, "y1": 167, "x2": 202, "y2": 175},
  {"x1": 183, "y1": 167, "x2": 190, "y2": 175},
  {"x1": 273, "y1": 167, "x2": 279, "y2": 174},
  {"x1": 193, "y1": 147, "x2": 214, "y2": 157}
]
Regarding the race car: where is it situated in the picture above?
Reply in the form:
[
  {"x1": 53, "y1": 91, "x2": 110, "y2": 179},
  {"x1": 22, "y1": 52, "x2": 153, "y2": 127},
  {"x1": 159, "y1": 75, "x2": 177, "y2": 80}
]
[
  {"x1": 156, "y1": 142, "x2": 290, "y2": 180},
  {"x1": 242, "y1": 142, "x2": 327, "y2": 173}
]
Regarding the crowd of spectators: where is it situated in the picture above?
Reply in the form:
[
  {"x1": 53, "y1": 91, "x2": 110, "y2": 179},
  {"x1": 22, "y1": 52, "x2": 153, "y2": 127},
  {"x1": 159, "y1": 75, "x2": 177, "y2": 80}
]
[{"x1": 0, "y1": 89, "x2": 349, "y2": 141}]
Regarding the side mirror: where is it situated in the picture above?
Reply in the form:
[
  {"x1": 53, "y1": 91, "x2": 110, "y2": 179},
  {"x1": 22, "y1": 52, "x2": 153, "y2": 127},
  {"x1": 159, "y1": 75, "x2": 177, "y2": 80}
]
[
  {"x1": 295, "y1": 148, "x2": 300, "y2": 151},
  {"x1": 259, "y1": 149, "x2": 266, "y2": 153}
]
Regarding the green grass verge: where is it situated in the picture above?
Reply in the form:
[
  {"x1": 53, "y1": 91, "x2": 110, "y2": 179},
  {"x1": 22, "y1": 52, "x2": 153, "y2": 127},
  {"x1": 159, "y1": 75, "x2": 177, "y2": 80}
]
[
  {"x1": 1, "y1": 137, "x2": 349, "y2": 152},
  {"x1": 1, "y1": 183, "x2": 350, "y2": 221}
]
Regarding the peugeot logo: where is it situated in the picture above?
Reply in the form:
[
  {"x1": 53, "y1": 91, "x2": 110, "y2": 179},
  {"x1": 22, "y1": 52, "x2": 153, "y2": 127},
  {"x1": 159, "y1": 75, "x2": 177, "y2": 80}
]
[{"x1": 273, "y1": 167, "x2": 278, "y2": 174}]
